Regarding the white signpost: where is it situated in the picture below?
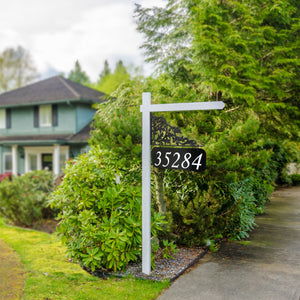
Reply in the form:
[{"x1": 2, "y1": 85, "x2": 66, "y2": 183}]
[{"x1": 140, "y1": 92, "x2": 225, "y2": 275}]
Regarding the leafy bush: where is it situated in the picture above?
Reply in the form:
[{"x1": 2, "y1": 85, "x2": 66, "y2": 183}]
[
  {"x1": 163, "y1": 116, "x2": 282, "y2": 243},
  {"x1": 0, "y1": 172, "x2": 12, "y2": 183},
  {"x1": 0, "y1": 170, "x2": 55, "y2": 227},
  {"x1": 291, "y1": 174, "x2": 300, "y2": 186},
  {"x1": 89, "y1": 81, "x2": 299, "y2": 247},
  {"x1": 50, "y1": 147, "x2": 166, "y2": 272}
]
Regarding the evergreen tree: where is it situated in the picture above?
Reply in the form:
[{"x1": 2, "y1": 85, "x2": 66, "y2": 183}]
[
  {"x1": 135, "y1": 0, "x2": 300, "y2": 140},
  {"x1": 68, "y1": 60, "x2": 90, "y2": 85},
  {"x1": 99, "y1": 59, "x2": 111, "y2": 81},
  {"x1": 94, "y1": 60, "x2": 131, "y2": 94}
]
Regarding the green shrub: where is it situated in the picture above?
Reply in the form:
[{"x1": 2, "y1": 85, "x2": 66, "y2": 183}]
[
  {"x1": 0, "y1": 170, "x2": 55, "y2": 227},
  {"x1": 50, "y1": 147, "x2": 166, "y2": 272},
  {"x1": 163, "y1": 117, "x2": 282, "y2": 244},
  {"x1": 291, "y1": 174, "x2": 300, "y2": 186}
]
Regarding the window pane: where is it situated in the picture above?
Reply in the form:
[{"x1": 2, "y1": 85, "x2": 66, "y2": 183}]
[
  {"x1": 0, "y1": 109, "x2": 6, "y2": 129},
  {"x1": 29, "y1": 154, "x2": 37, "y2": 171},
  {"x1": 40, "y1": 105, "x2": 52, "y2": 127},
  {"x1": 4, "y1": 154, "x2": 12, "y2": 172},
  {"x1": 59, "y1": 153, "x2": 67, "y2": 170}
]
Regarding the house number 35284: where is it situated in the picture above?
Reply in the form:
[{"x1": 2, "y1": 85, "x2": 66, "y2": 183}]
[{"x1": 151, "y1": 147, "x2": 206, "y2": 172}]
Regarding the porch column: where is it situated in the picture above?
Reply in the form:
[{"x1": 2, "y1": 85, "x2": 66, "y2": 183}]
[
  {"x1": 53, "y1": 144, "x2": 60, "y2": 176},
  {"x1": 12, "y1": 145, "x2": 18, "y2": 176}
]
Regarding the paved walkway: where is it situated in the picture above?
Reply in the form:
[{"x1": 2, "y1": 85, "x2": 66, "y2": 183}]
[{"x1": 158, "y1": 187, "x2": 300, "y2": 300}]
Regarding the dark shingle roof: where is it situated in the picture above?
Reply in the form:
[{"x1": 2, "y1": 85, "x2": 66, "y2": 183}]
[{"x1": 0, "y1": 76, "x2": 106, "y2": 107}]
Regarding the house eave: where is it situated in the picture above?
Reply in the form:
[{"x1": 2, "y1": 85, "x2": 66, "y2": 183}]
[{"x1": 0, "y1": 98, "x2": 103, "y2": 109}]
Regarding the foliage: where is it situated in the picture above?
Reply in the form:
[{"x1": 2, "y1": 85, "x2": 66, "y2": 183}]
[
  {"x1": 0, "y1": 170, "x2": 55, "y2": 227},
  {"x1": 89, "y1": 74, "x2": 299, "y2": 244},
  {"x1": 151, "y1": 239, "x2": 178, "y2": 269},
  {"x1": 90, "y1": 80, "x2": 143, "y2": 174},
  {"x1": 0, "y1": 217, "x2": 169, "y2": 300},
  {"x1": 99, "y1": 59, "x2": 111, "y2": 81},
  {"x1": 0, "y1": 46, "x2": 39, "y2": 92},
  {"x1": 162, "y1": 240, "x2": 178, "y2": 259},
  {"x1": 92, "y1": 60, "x2": 131, "y2": 95},
  {"x1": 130, "y1": 0, "x2": 300, "y2": 244},
  {"x1": 291, "y1": 174, "x2": 300, "y2": 186},
  {"x1": 68, "y1": 60, "x2": 90, "y2": 85},
  {"x1": 0, "y1": 172, "x2": 12, "y2": 183},
  {"x1": 135, "y1": 0, "x2": 300, "y2": 140},
  {"x1": 49, "y1": 147, "x2": 166, "y2": 272}
]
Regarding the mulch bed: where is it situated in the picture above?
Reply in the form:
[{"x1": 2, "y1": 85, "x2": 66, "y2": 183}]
[{"x1": 84, "y1": 246, "x2": 207, "y2": 282}]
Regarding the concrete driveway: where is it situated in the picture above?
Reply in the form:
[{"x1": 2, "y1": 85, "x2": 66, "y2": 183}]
[{"x1": 158, "y1": 187, "x2": 300, "y2": 300}]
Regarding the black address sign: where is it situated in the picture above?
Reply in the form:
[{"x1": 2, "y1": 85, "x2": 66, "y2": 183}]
[{"x1": 151, "y1": 147, "x2": 206, "y2": 172}]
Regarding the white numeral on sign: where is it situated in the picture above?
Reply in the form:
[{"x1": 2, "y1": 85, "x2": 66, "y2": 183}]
[
  {"x1": 172, "y1": 152, "x2": 180, "y2": 168},
  {"x1": 182, "y1": 152, "x2": 192, "y2": 169},
  {"x1": 192, "y1": 153, "x2": 203, "y2": 170},
  {"x1": 154, "y1": 151, "x2": 162, "y2": 167},
  {"x1": 162, "y1": 152, "x2": 172, "y2": 167}
]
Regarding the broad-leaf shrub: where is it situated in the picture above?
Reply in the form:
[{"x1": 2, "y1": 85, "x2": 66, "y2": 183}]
[
  {"x1": 0, "y1": 172, "x2": 12, "y2": 183},
  {"x1": 0, "y1": 170, "x2": 55, "y2": 227},
  {"x1": 50, "y1": 147, "x2": 165, "y2": 272}
]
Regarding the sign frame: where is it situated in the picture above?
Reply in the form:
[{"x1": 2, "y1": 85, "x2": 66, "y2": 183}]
[{"x1": 140, "y1": 92, "x2": 224, "y2": 275}]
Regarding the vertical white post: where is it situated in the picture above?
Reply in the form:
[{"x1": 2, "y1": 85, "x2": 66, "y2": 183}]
[
  {"x1": 142, "y1": 92, "x2": 152, "y2": 275},
  {"x1": 53, "y1": 144, "x2": 60, "y2": 176},
  {"x1": 12, "y1": 145, "x2": 18, "y2": 176}
]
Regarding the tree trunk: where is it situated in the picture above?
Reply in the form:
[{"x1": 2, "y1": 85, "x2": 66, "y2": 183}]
[{"x1": 153, "y1": 167, "x2": 166, "y2": 216}]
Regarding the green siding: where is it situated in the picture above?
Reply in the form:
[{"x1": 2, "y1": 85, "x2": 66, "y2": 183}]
[
  {"x1": 76, "y1": 104, "x2": 95, "y2": 132},
  {"x1": 0, "y1": 104, "x2": 77, "y2": 136}
]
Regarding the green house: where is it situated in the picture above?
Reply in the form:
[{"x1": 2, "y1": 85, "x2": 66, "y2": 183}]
[{"x1": 0, "y1": 76, "x2": 105, "y2": 176}]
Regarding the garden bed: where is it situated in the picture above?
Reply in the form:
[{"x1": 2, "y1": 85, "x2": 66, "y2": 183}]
[{"x1": 84, "y1": 246, "x2": 207, "y2": 282}]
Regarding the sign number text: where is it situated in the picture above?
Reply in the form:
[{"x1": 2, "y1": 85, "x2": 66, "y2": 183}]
[{"x1": 152, "y1": 147, "x2": 206, "y2": 172}]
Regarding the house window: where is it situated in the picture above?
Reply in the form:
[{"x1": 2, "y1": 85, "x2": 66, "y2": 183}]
[
  {"x1": 60, "y1": 152, "x2": 68, "y2": 170},
  {"x1": 34, "y1": 104, "x2": 58, "y2": 127},
  {"x1": 39, "y1": 105, "x2": 52, "y2": 127},
  {"x1": 4, "y1": 153, "x2": 12, "y2": 173},
  {"x1": 28, "y1": 153, "x2": 38, "y2": 171},
  {"x1": 0, "y1": 109, "x2": 5, "y2": 129}
]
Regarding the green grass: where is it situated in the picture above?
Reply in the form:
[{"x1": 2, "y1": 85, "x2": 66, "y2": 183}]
[{"x1": 0, "y1": 218, "x2": 169, "y2": 299}]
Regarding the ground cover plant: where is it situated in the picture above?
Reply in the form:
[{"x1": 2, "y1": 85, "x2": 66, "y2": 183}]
[{"x1": 0, "y1": 217, "x2": 169, "y2": 300}]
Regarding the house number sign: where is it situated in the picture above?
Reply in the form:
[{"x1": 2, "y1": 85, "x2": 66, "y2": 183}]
[
  {"x1": 152, "y1": 147, "x2": 206, "y2": 172},
  {"x1": 140, "y1": 93, "x2": 224, "y2": 275}
]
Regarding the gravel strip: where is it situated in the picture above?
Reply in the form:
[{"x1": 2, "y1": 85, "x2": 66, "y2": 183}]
[{"x1": 86, "y1": 247, "x2": 207, "y2": 282}]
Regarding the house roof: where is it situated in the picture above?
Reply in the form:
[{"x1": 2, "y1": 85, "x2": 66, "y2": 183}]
[
  {"x1": 0, "y1": 76, "x2": 106, "y2": 108},
  {"x1": 0, "y1": 123, "x2": 92, "y2": 146}
]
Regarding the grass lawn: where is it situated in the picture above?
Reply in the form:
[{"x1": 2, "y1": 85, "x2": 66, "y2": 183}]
[{"x1": 0, "y1": 218, "x2": 169, "y2": 299}]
